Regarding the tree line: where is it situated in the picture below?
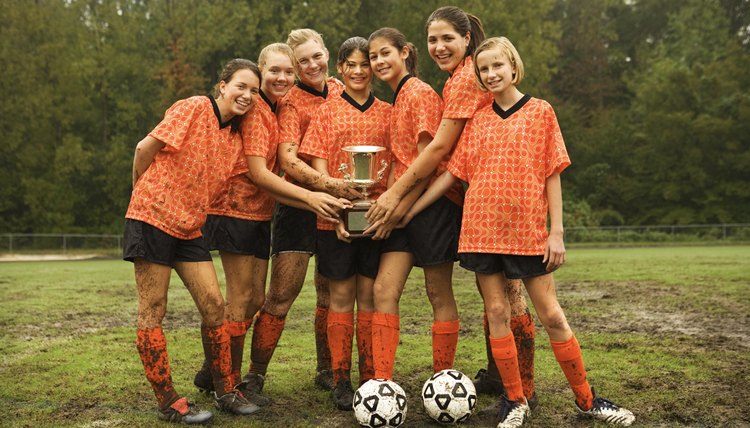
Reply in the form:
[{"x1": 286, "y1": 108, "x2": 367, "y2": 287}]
[{"x1": 1, "y1": 0, "x2": 748, "y2": 233}]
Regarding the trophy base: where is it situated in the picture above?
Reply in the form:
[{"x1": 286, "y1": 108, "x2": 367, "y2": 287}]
[{"x1": 343, "y1": 201, "x2": 374, "y2": 238}]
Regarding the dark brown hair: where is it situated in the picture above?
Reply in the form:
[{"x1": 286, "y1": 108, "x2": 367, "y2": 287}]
[
  {"x1": 425, "y1": 6, "x2": 486, "y2": 57},
  {"x1": 368, "y1": 27, "x2": 419, "y2": 77},
  {"x1": 337, "y1": 36, "x2": 369, "y2": 66},
  {"x1": 213, "y1": 58, "x2": 260, "y2": 133}
]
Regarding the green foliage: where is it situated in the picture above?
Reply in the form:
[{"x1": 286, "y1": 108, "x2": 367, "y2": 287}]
[{"x1": 1, "y1": 0, "x2": 748, "y2": 232}]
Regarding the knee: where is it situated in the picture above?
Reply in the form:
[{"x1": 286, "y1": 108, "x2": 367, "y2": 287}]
[
  {"x1": 200, "y1": 292, "x2": 226, "y2": 325},
  {"x1": 539, "y1": 307, "x2": 568, "y2": 334},
  {"x1": 484, "y1": 300, "x2": 511, "y2": 326},
  {"x1": 138, "y1": 299, "x2": 167, "y2": 326}
]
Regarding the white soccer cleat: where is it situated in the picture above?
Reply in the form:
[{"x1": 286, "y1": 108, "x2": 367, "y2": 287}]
[
  {"x1": 576, "y1": 388, "x2": 635, "y2": 426},
  {"x1": 496, "y1": 395, "x2": 529, "y2": 428}
]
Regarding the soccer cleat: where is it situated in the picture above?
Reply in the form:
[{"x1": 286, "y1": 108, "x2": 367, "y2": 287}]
[
  {"x1": 496, "y1": 395, "x2": 530, "y2": 428},
  {"x1": 237, "y1": 373, "x2": 271, "y2": 407},
  {"x1": 193, "y1": 361, "x2": 213, "y2": 394},
  {"x1": 331, "y1": 379, "x2": 355, "y2": 411},
  {"x1": 476, "y1": 392, "x2": 539, "y2": 424},
  {"x1": 473, "y1": 368, "x2": 505, "y2": 395},
  {"x1": 576, "y1": 388, "x2": 635, "y2": 426},
  {"x1": 315, "y1": 369, "x2": 335, "y2": 391},
  {"x1": 157, "y1": 397, "x2": 213, "y2": 424},
  {"x1": 213, "y1": 390, "x2": 261, "y2": 416}
]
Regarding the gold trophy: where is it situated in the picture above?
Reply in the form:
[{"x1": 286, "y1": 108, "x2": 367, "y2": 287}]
[{"x1": 338, "y1": 145, "x2": 389, "y2": 238}]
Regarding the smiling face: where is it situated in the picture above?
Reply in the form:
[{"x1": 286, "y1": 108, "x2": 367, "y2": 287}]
[
  {"x1": 427, "y1": 19, "x2": 470, "y2": 73},
  {"x1": 293, "y1": 39, "x2": 329, "y2": 90},
  {"x1": 261, "y1": 51, "x2": 295, "y2": 103},
  {"x1": 368, "y1": 37, "x2": 409, "y2": 89},
  {"x1": 476, "y1": 47, "x2": 516, "y2": 96},
  {"x1": 337, "y1": 49, "x2": 372, "y2": 96},
  {"x1": 217, "y1": 68, "x2": 260, "y2": 120}
]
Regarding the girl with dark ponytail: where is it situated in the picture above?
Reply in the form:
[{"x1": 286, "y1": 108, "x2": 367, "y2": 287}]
[
  {"x1": 366, "y1": 27, "x2": 463, "y2": 383},
  {"x1": 366, "y1": 6, "x2": 538, "y2": 414}
]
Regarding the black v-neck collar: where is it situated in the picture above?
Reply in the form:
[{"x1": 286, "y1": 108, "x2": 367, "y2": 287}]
[
  {"x1": 341, "y1": 91, "x2": 375, "y2": 112},
  {"x1": 260, "y1": 90, "x2": 277, "y2": 113},
  {"x1": 492, "y1": 94, "x2": 531, "y2": 119},
  {"x1": 297, "y1": 81, "x2": 328, "y2": 99},
  {"x1": 393, "y1": 75, "x2": 413, "y2": 104},
  {"x1": 209, "y1": 95, "x2": 231, "y2": 129}
]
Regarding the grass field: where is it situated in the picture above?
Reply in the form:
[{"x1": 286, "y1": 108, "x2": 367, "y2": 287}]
[{"x1": 1, "y1": 246, "x2": 749, "y2": 427}]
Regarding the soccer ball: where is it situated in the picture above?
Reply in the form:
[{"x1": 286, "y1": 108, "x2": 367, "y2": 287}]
[
  {"x1": 421, "y1": 369, "x2": 477, "y2": 424},
  {"x1": 353, "y1": 379, "x2": 408, "y2": 427}
]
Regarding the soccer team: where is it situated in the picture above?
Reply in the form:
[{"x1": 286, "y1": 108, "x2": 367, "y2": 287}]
[{"x1": 123, "y1": 6, "x2": 636, "y2": 427}]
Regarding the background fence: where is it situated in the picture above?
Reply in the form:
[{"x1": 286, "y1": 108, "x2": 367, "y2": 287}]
[{"x1": 1, "y1": 224, "x2": 749, "y2": 256}]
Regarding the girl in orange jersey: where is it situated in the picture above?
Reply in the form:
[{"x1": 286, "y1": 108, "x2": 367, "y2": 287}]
[
  {"x1": 248, "y1": 29, "x2": 358, "y2": 395},
  {"x1": 195, "y1": 44, "x2": 349, "y2": 406},
  {"x1": 367, "y1": 6, "x2": 538, "y2": 405},
  {"x1": 406, "y1": 37, "x2": 635, "y2": 428},
  {"x1": 299, "y1": 36, "x2": 396, "y2": 410},
  {"x1": 366, "y1": 27, "x2": 463, "y2": 381},
  {"x1": 123, "y1": 59, "x2": 262, "y2": 424}
]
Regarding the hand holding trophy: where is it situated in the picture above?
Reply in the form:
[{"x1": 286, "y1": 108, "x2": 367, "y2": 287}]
[{"x1": 338, "y1": 145, "x2": 388, "y2": 238}]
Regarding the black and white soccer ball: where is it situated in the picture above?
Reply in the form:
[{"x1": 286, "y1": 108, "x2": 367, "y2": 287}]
[
  {"x1": 421, "y1": 369, "x2": 477, "y2": 424},
  {"x1": 353, "y1": 379, "x2": 408, "y2": 427}
]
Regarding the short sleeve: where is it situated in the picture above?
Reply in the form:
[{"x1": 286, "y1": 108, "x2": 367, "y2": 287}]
[
  {"x1": 542, "y1": 103, "x2": 571, "y2": 177},
  {"x1": 411, "y1": 87, "x2": 443, "y2": 144},
  {"x1": 278, "y1": 101, "x2": 302, "y2": 145},
  {"x1": 447, "y1": 120, "x2": 474, "y2": 182},
  {"x1": 242, "y1": 107, "x2": 274, "y2": 157},
  {"x1": 442, "y1": 74, "x2": 491, "y2": 120},
  {"x1": 298, "y1": 108, "x2": 330, "y2": 160},
  {"x1": 149, "y1": 97, "x2": 204, "y2": 151}
]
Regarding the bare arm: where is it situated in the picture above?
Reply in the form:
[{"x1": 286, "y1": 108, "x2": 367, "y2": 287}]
[
  {"x1": 544, "y1": 172, "x2": 565, "y2": 271},
  {"x1": 366, "y1": 118, "x2": 467, "y2": 223},
  {"x1": 278, "y1": 141, "x2": 361, "y2": 199},
  {"x1": 246, "y1": 156, "x2": 349, "y2": 222},
  {"x1": 132, "y1": 136, "x2": 166, "y2": 187},
  {"x1": 401, "y1": 170, "x2": 458, "y2": 225}
]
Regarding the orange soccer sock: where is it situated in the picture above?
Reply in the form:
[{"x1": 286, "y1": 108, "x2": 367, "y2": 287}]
[
  {"x1": 356, "y1": 310, "x2": 374, "y2": 384},
  {"x1": 372, "y1": 312, "x2": 400, "y2": 380},
  {"x1": 551, "y1": 335, "x2": 593, "y2": 410},
  {"x1": 327, "y1": 311, "x2": 354, "y2": 384},
  {"x1": 315, "y1": 306, "x2": 331, "y2": 372},
  {"x1": 201, "y1": 323, "x2": 234, "y2": 395},
  {"x1": 432, "y1": 319, "x2": 460, "y2": 372},
  {"x1": 490, "y1": 333, "x2": 524, "y2": 402},
  {"x1": 249, "y1": 311, "x2": 286, "y2": 376},
  {"x1": 226, "y1": 319, "x2": 251, "y2": 386},
  {"x1": 136, "y1": 327, "x2": 180, "y2": 409},
  {"x1": 511, "y1": 313, "x2": 536, "y2": 399}
]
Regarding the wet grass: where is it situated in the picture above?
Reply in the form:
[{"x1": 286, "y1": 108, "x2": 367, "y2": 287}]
[{"x1": 1, "y1": 245, "x2": 749, "y2": 427}]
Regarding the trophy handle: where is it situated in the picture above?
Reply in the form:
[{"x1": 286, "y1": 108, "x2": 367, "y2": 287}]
[
  {"x1": 376, "y1": 160, "x2": 388, "y2": 181},
  {"x1": 338, "y1": 163, "x2": 351, "y2": 181}
]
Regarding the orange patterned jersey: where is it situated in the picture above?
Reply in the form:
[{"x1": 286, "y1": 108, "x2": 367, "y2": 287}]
[
  {"x1": 299, "y1": 92, "x2": 392, "y2": 230},
  {"x1": 126, "y1": 96, "x2": 247, "y2": 239},
  {"x1": 390, "y1": 75, "x2": 463, "y2": 205},
  {"x1": 441, "y1": 56, "x2": 493, "y2": 120},
  {"x1": 278, "y1": 78, "x2": 345, "y2": 187},
  {"x1": 448, "y1": 96, "x2": 571, "y2": 255},
  {"x1": 208, "y1": 92, "x2": 279, "y2": 221}
]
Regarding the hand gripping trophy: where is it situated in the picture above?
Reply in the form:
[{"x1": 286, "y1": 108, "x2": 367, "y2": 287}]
[{"x1": 338, "y1": 145, "x2": 388, "y2": 238}]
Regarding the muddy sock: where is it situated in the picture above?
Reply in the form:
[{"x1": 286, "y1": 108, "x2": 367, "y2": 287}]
[
  {"x1": 490, "y1": 333, "x2": 524, "y2": 402},
  {"x1": 315, "y1": 306, "x2": 331, "y2": 372},
  {"x1": 432, "y1": 319, "x2": 460, "y2": 372},
  {"x1": 372, "y1": 312, "x2": 400, "y2": 380},
  {"x1": 136, "y1": 327, "x2": 180, "y2": 409},
  {"x1": 201, "y1": 323, "x2": 233, "y2": 395},
  {"x1": 511, "y1": 313, "x2": 536, "y2": 399},
  {"x1": 226, "y1": 320, "x2": 250, "y2": 386},
  {"x1": 551, "y1": 335, "x2": 593, "y2": 410},
  {"x1": 249, "y1": 311, "x2": 286, "y2": 376},
  {"x1": 327, "y1": 311, "x2": 354, "y2": 384},
  {"x1": 356, "y1": 310, "x2": 374, "y2": 384}
]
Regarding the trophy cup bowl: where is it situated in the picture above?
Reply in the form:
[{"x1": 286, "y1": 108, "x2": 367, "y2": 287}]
[{"x1": 338, "y1": 145, "x2": 388, "y2": 238}]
